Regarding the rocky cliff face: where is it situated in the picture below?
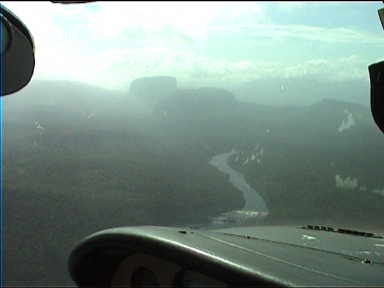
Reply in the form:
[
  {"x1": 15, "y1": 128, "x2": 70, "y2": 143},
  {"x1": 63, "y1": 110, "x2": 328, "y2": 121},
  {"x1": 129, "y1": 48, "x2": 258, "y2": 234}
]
[
  {"x1": 129, "y1": 76, "x2": 177, "y2": 105},
  {"x1": 128, "y1": 76, "x2": 236, "y2": 117},
  {"x1": 174, "y1": 87, "x2": 236, "y2": 105},
  {"x1": 155, "y1": 86, "x2": 237, "y2": 117}
]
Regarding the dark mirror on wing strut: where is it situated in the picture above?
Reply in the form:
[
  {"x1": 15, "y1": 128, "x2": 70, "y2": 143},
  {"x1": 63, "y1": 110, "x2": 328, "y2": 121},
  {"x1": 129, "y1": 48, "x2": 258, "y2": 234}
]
[
  {"x1": 0, "y1": 3, "x2": 35, "y2": 96},
  {"x1": 369, "y1": 61, "x2": 384, "y2": 134}
]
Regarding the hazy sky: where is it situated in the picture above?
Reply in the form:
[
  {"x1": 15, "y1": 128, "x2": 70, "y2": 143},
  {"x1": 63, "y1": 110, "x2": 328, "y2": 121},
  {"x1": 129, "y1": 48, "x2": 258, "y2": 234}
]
[{"x1": 4, "y1": 1, "x2": 384, "y2": 90}]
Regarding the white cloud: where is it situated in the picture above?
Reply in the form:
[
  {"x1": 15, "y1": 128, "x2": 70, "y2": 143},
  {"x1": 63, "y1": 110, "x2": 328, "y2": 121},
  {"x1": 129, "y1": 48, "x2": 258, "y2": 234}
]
[
  {"x1": 338, "y1": 109, "x2": 356, "y2": 133},
  {"x1": 5, "y1": 2, "x2": 263, "y2": 88},
  {"x1": 76, "y1": 2, "x2": 266, "y2": 40},
  {"x1": 210, "y1": 23, "x2": 384, "y2": 45},
  {"x1": 2, "y1": 2, "x2": 381, "y2": 90},
  {"x1": 283, "y1": 55, "x2": 369, "y2": 82},
  {"x1": 372, "y1": 188, "x2": 384, "y2": 196},
  {"x1": 335, "y1": 174, "x2": 359, "y2": 190},
  {"x1": 248, "y1": 24, "x2": 384, "y2": 44}
]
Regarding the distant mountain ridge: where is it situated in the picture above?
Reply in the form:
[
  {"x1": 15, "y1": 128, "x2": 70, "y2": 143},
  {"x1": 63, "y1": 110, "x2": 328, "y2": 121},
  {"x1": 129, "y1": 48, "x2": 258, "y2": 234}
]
[
  {"x1": 231, "y1": 77, "x2": 370, "y2": 107},
  {"x1": 5, "y1": 77, "x2": 384, "y2": 286}
]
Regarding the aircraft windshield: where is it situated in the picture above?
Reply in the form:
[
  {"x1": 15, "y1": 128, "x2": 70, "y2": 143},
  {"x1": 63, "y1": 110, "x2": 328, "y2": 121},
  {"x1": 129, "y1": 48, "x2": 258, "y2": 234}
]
[{"x1": 3, "y1": 1, "x2": 384, "y2": 286}]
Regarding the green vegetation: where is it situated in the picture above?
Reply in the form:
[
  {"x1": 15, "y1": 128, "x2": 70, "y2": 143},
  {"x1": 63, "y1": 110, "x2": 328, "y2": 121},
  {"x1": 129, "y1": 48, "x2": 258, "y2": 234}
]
[{"x1": 4, "y1": 79, "x2": 384, "y2": 285}]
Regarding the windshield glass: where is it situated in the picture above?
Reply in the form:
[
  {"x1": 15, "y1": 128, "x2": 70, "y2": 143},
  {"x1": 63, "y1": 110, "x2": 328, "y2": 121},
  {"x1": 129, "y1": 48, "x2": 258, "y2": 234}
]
[{"x1": 3, "y1": 1, "x2": 384, "y2": 286}]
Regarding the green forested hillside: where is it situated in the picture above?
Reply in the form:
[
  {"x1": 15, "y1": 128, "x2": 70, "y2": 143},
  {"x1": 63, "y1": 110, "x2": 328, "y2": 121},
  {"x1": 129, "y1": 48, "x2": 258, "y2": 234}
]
[{"x1": 4, "y1": 79, "x2": 384, "y2": 285}]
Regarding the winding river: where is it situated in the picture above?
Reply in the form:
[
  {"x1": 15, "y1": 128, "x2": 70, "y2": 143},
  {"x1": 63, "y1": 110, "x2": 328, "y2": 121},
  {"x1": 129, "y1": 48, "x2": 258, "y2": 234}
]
[{"x1": 208, "y1": 149, "x2": 269, "y2": 225}]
